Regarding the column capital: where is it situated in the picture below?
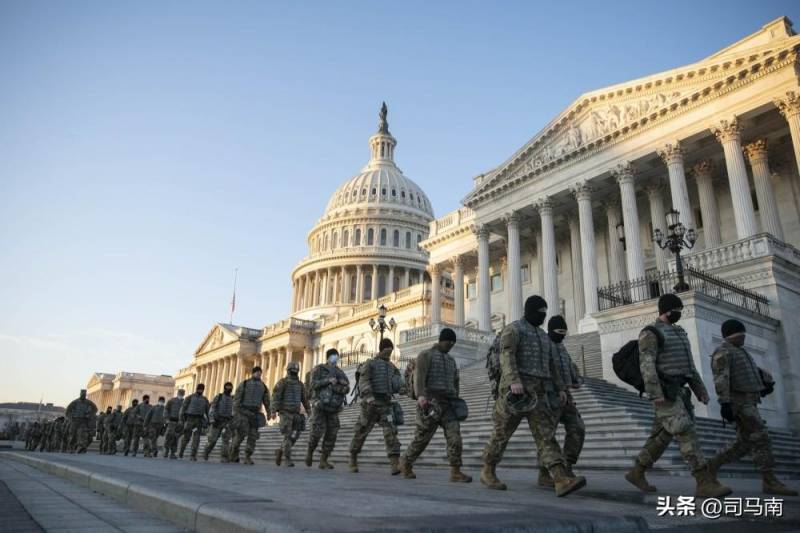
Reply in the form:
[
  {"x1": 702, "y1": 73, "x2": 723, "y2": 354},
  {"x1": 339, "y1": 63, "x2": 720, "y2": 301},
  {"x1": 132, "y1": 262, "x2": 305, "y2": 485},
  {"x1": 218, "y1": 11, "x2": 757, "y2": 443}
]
[
  {"x1": 427, "y1": 263, "x2": 441, "y2": 276},
  {"x1": 605, "y1": 198, "x2": 622, "y2": 216},
  {"x1": 534, "y1": 196, "x2": 554, "y2": 214},
  {"x1": 711, "y1": 117, "x2": 741, "y2": 143},
  {"x1": 570, "y1": 181, "x2": 593, "y2": 201},
  {"x1": 774, "y1": 90, "x2": 800, "y2": 119},
  {"x1": 689, "y1": 160, "x2": 714, "y2": 180},
  {"x1": 472, "y1": 224, "x2": 490, "y2": 240},
  {"x1": 743, "y1": 139, "x2": 768, "y2": 164},
  {"x1": 502, "y1": 210, "x2": 521, "y2": 226},
  {"x1": 644, "y1": 178, "x2": 667, "y2": 198},
  {"x1": 450, "y1": 255, "x2": 464, "y2": 268},
  {"x1": 657, "y1": 141, "x2": 684, "y2": 166},
  {"x1": 610, "y1": 161, "x2": 634, "y2": 184}
]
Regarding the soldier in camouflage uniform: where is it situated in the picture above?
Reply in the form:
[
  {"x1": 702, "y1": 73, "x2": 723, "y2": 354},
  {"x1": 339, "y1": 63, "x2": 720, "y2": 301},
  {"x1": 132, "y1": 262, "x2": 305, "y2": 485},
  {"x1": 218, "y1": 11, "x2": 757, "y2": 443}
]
[
  {"x1": 179, "y1": 384, "x2": 210, "y2": 461},
  {"x1": 163, "y1": 390, "x2": 185, "y2": 459},
  {"x1": 144, "y1": 397, "x2": 166, "y2": 458},
  {"x1": 707, "y1": 319, "x2": 797, "y2": 496},
  {"x1": 131, "y1": 395, "x2": 152, "y2": 457},
  {"x1": 96, "y1": 409, "x2": 108, "y2": 453},
  {"x1": 230, "y1": 366, "x2": 272, "y2": 465},
  {"x1": 537, "y1": 316, "x2": 585, "y2": 488},
  {"x1": 349, "y1": 338, "x2": 404, "y2": 475},
  {"x1": 625, "y1": 293, "x2": 731, "y2": 498},
  {"x1": 203, "y1": 383, "x2": 234, "y2": 462},
  {"x1": 122, "y1": 399, "x2": 139, "y2": 455},
  {"x1": 65, "y1": 389, "x2": 98, "y2": 454},
  {"x1": 400, "y1": 328, "x2": 472, "y2": 482},
  {"x1": 37, "y1": 420, "x2": 52, "y2": 452},
  {"x1": 60, "y1": 419, "x2": 71, "y2": 452},
  {"x1": 306, "y1": 349, "x2": 350, "y2": 469},
  {"x1": 103, "y1": 406, "x2": 123, "y2": 455},
  {"x1": 49, "y1": 417, "x2": 65, "y2": 452},
  {"x1": 273, "y1": 362, "x2": 310, "y2": 467},
  {"x1": 482, "y1": 296, "x2": 586, "y2": 497}
]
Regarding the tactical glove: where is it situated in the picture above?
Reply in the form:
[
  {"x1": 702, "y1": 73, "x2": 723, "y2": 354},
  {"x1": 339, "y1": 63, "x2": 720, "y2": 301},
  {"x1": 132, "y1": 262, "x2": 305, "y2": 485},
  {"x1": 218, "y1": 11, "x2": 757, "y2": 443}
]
[{"x1": 720, "y1": 402, "x2": 735, "y2": 423}]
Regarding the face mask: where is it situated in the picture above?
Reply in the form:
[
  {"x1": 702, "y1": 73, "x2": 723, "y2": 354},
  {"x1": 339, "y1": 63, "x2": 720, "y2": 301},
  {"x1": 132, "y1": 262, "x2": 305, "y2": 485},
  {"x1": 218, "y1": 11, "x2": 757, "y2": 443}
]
[
  {"x1": 158, "y1": 401, "x2": 165, "y2": 406},
  {"x1": 224, "y1": 388, "x2": 233, "y2": 395},
  {"x1": 667, "y1": 310, "x2": 682, "y2": 324},
  {"x1": 548, "y1": 332, "x2": 566, "y2": 344},
  {"x1": 327, "y1": 356, "x2": 338, "y2": 365},
  {"x1": 289, "y1": 371, "x2": 299, "y2": 377},
  {"x1": 177, "y1": 394, "x2": 184, "y2": 400},
  {"x1": 525, "y1": 310, "x2": 547, "y2": 327}
]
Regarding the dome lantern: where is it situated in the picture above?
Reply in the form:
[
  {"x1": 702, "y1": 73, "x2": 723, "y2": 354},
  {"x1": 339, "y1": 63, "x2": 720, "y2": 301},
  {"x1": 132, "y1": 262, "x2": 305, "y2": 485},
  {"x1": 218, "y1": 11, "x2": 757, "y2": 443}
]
[{"x1": 367, "y1": 102, "x2": 397, "y2": 166}]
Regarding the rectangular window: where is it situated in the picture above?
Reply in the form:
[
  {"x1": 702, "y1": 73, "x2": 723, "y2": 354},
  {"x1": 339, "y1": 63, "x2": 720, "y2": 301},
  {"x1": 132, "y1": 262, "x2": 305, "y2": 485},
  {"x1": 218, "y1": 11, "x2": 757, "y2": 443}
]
[
  {"x1": 521, "y1": 264, "x2": 530, "y2": 283},
  {"x1": 491, "y1": 273, "x2": 502, "y2": 292},
  {"x1": 467, "y1": 281, "x2": 476, "y2": 299}
]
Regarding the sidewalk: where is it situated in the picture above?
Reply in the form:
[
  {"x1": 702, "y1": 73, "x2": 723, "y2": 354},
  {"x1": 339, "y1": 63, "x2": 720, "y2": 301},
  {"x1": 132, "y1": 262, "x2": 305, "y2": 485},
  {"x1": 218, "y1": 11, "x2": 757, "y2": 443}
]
[{"x1": 4, "y1": 450, "x2": 799, "y2": 532}]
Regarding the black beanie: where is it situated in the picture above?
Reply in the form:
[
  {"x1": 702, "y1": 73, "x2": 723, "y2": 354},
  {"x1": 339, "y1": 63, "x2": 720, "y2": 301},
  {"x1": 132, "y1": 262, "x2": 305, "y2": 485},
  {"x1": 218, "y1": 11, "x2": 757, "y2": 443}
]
[
  {"x1": 547, "y1": 315, "x2": 568, "y2": 332},
  {"x1": 252, "y1": 366, "x2": 262, "y2": 374},
  {"x1": 721, "y1": 319, "x2": 746, "y2": 338},
  {"x1": 326, "y1": 348, "x2": 339, "y2": 358},
  {"x1": 439, "y1": 328, "x2": 457, "y2": 342},
  {"x1": 379, "y1": 338, "x2": 394, "y2": 350},
  {"x1": 658, "y1": 293, "x2": 683, "y2": 314},
  {"x1": 525, "y1": 295, "x2": 548, "y2": 316}
]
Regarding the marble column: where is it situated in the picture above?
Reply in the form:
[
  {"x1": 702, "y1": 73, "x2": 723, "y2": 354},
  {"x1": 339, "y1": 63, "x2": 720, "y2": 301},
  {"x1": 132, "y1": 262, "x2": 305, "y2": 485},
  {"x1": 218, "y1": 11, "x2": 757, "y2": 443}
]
[
  {"x1": 342, "y1": 267, "x2": 351, "y2": 304},
  {"x1": 744, "y1": 140, "x2": 784, "y2": 240},
  {"x1": 371, "y1": 265, "x2": 379, "y2": 300},
  {"x1": 646, "y1": 180, "x2": 669, "y2": 271},
  {"x1": 452, "y1": 256, "x2": 465, "y2": 327},
  {"x1": 303, "y1": 347, "x2": 313, "y2": 378},
  {"x1": 535, "y1": 232, "x2": 544, "y2": 294},
  {"x1": 233, "y1": 357, "x2": 241, "y2": 385},
  {"x1": 355, "y1": 265, "x2": 363, "y2": 303},
  {"x1": 658, "y1": 141, "x2": 695, "y2": 229},
  {"x1": 267, "y1": 350, "x2": 278, "y2": 389},
  {"x1": 774, "y1": 91, "x2": 800, "y2": 179},
  {"x1": 606, "y1": 201, "x2": 626, "y2": 285},
  {"x1": 302, "y1": 274, "x2": 310, "y2": 309},
  {"x1": 613, "y1": 162, "x2": 646, "y2": 281},
  {"x1": 575, "y1": 185, "x2": 599, "y2": 318},
  {"x1": 504, "y1": 211, "x2": 523, "y2": 322},
  {"x1": 689, "y1": 161, "x2": 721, "y2": 248},
  {"x1": 475, "y1": 225, "x2": 491, "y2": 331},
  {"x1": 429, "y1": 264, "x2": 442, "y2": 324},
  {"x1": 388, "y1": 266, "x2": 395, "y2": 293},
  {"x1": 537, "y1": 198, "x2": 559, "y2": 315},
  {"x1": 209, "y1": 361, "x2": 218, "y2": 394},
  {"x1": 223, "y1": 357, "x2": 231, "y2": 389},
  {"x1": 568, "y1": 215, "x2": 585, "y2": 322},
  {"x1": 711, "y1": 118, "x2": 757, "y2": 239},
  {"x1": 404, "y1": 268, "x2": 411, "y2": 289}
]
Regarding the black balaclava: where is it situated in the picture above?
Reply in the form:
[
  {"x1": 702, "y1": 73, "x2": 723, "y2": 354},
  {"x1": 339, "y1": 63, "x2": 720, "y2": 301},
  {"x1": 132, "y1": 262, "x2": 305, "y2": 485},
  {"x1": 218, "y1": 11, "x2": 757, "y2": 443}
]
[
  {"x1": 106, "y1": 407, "x2": 112, "y2": 414},
  {"x1": 547, "y1": 315, "x2": 568, "y2": 344},
  {"x1": 378, "y1": 338, "x2": 394, "y2": 359},
  {"x1": 658, "y1": 293, "x2": 683, "y2": 324},
  {"x1": 524, "y1": 295, "x2": 548, "y2": 327},
  {"x1": 223, "y1": 382, "x2": 233, "y2": 395},
  {"x1": 721, "y1": 319, "x2": 746, "y2": 346}
]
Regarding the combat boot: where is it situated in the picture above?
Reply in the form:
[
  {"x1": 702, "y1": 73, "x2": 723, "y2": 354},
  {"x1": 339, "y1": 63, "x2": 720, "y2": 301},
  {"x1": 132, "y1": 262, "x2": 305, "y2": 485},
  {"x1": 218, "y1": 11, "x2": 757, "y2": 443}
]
[
  {"x1": 305, "y1": 447, "x2": 314, "y2": 467},
  {"x1": 243, "y1": 455, "x2": 254, "y2": 465},
  {"x1": 169, "y1": 452, "x2": 177, "y2": 459},
  {"x1": 450, "y1": 466, "x2": 472, "y2": 483},
  {"x1": 189, "y1": 455, "x2": 197, "y2": 462},
  {"x1": 202, "y1": 450, "x2": 209, "y2": 461},
  {"x1": 693, "y1": 466, "x2": 732, "y2": 498},
  {"x1": 706, "y1": 454, "x2": 723, "y2": 479},
  {"x1": 275, "y1": 449, "x2": 283, "y2": 466},
  {"x1": 537, "y1": 467, "x2": 554, "y2": 488},
  {"x1": 319, "y1": 453, "x2": 333, "y2": 469},
  {"x1": 349, "y1": 452, "x2": 359, "y2": 473},
  {"x1": 480, "y1": 463, "x2": 507, "y2": 490},
  {"x1": 550, "y1": 464, "x2": 586, "y2": 497},
  {"x1": 763, "y1": 472, "x2": 798, "y2": 496},
  {"x1": 124, "y1": 450, "x2": 129, "y2": 457},
  {"x1": 399, "y1": 457, "x2": 416, "y2": 479},
  {"x1": 285, "y1": 449, "x2": 294, "y2": 467},
  {"x1": 625, "y1": 460, "x2": 657, "y2": 492},
  {"x1": 389, "y1": 456, "x2": 401, "y2": 475}
]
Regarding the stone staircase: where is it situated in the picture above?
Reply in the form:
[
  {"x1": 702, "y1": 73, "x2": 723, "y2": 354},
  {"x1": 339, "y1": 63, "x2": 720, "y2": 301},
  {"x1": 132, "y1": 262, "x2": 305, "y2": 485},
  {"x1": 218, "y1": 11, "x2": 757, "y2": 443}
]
[
  {"x1": 563, "y1": 331, "x2": 603, "y2": 379},
  {"x1": 200, "y1": 364, "x2": 800, "y2": 478}
]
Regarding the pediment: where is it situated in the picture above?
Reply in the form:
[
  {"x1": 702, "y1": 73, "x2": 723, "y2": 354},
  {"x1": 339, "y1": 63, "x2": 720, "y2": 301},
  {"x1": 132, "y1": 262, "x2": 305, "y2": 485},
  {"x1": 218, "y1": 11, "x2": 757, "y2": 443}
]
[
  {"x1": 195, "y1": 324, "x2": 239, "y2": 355},
  {"x1": 465, "y1": 18, "x2": 800, "y2": 207}
]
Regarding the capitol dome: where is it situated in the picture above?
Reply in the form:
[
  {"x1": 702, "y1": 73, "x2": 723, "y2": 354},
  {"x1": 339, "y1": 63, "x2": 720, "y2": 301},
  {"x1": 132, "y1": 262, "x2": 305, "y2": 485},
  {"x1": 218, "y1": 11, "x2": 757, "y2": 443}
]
[{"x1": 291, "y1": 104, "x2": 435, "y2": 317}]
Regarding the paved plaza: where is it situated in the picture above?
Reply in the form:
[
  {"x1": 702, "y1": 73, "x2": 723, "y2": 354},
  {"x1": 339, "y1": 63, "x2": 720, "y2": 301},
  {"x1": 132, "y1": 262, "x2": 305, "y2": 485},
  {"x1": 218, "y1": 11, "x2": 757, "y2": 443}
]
[{"x1": 2, "y1": 451, "x2": 799, "y2": 532}]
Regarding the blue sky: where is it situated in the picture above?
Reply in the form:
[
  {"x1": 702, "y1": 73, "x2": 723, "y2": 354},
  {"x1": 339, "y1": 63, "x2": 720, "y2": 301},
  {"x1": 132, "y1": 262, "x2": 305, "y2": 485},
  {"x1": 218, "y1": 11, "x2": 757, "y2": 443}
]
[{"x1": 1, "y1": 1, "x2": 796, "y2": 406}]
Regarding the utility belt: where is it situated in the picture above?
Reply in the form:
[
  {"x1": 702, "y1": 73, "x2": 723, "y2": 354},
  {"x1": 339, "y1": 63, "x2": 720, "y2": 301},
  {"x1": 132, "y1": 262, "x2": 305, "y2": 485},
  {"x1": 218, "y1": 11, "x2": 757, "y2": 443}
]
[{"x1": 659, "y1": 375, "x2": 690, "y2": 403}]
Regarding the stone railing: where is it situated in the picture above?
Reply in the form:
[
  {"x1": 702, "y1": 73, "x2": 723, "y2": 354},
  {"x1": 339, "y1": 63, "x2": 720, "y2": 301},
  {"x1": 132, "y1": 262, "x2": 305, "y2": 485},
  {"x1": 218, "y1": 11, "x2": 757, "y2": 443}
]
[
  {"x1": 262, "y1": 317, "x2": 316, "y2": 336},
  {"x1": 297, "y1": 246, "x2": 429, "y2": 266},
  {"x1": 399, "y1": 323, "x2": 493, "y2": 345},
  {"x1": 672, "y1": 233, "x2": 800, "y2": 272},
  {"x1": 428, "y1": 207, "x2": 475, "y2": 238},
  {"x1": 232, "y1": 326, "x2": 263, "y2": 339}
]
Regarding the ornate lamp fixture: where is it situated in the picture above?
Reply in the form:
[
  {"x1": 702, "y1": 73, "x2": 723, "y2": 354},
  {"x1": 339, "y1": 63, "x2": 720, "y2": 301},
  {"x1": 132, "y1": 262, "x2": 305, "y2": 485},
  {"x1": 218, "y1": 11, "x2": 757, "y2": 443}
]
[
  {"x1": 654, "y1": 208, "x2": 696, "y2": 292},
  {"x1": 369, "y1": 304, "x2": 396, "y2": 342}
]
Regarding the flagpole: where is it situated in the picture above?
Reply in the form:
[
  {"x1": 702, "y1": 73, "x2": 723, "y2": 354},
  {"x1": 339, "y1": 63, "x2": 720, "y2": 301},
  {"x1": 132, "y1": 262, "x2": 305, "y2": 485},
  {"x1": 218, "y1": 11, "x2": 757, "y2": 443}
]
[{"x1": 229, "y1": 268, "x2": 238, "y2": 324}]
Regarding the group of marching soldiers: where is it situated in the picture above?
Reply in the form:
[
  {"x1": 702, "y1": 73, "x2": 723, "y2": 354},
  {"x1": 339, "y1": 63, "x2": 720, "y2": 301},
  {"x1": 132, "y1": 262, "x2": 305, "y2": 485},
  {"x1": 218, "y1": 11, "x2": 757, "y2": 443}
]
[
  {"x1": 25, "y1": 389, "x2": 99, "y2": 454},
  {"x1": 28, "y1": 292, "x2": 796, "y2": 499}
]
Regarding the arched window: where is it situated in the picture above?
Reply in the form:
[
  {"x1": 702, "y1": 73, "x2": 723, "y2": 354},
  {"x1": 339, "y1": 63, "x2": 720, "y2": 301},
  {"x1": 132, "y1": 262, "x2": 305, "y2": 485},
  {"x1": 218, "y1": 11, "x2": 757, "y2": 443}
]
[
  {"x1": 354, "y1": 228, "x2": 361, "y2": 246},
  {"x1": 367, "y1": 228, "x2": 374, "y2": 246},
  {"x1": 405, "y1": 231, "x2": 411, "y2": 249},
  {"x1": 324, "y1": 234, "x2": 329, "y2": 250},
  {"x1": 342, "y1": 230, "x2": 349, "y2": 247},
  {"x1": 416, "y1": 234, "x2": 422, "y2": 248},
  {"x1": 364, "y1": 274, "x2": 373, "y2": 300},
  {"x1": 392, "y1": 189, "x2": 397, "y2": 197},
  {"x1": 332, "y1": 231, "x2": 338, "y2": 249},
  {"x1": 380, "y1": 228, "x2": 387, "y2": 246},
  {"x1": 371, "y1": 187, "x2": 376, "y2": 195},
  {"x1": 393, "y1": 229, "x2": 400, "y2": 247},
  {"x1": 401, "y1": 190, "x2": 406, "y2": 199},
  {"x1": 316, "y1": 235, "x2": 321, "y2": 252},
  {"x1": 382, "y1": 188, "x2": 387, "y2": 196}
]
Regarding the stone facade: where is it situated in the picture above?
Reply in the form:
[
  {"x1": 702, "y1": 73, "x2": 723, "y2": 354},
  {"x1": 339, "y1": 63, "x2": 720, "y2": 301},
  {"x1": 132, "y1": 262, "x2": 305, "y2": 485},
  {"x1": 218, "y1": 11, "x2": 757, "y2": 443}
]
[{"x1": 86, "y1": 372, "x2": 175, "y2": 410}]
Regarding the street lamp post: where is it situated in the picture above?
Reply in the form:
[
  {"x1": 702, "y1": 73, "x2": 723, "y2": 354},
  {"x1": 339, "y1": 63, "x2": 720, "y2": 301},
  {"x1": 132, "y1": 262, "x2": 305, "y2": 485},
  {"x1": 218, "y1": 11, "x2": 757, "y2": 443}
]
[
  {"x1": 653, "y1": 208, "x2": 696, "y2": 292},
  {"x1": 369, "y1": 304, "x2": 396, "y2": 343}
]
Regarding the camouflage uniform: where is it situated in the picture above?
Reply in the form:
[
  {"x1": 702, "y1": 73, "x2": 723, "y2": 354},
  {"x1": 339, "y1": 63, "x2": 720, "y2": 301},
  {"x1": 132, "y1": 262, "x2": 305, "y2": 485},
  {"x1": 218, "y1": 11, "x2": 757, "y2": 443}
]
[
  {"x1": 96, "y1": 411, "x2": 107, "y2": 452},
  {"x1": 163, "y1": 395, "x2": 184, "y2": 458},
  {"x1": 403, "y1": 345, "x2": 464, "y2": 467},
  {"x1": 29, "y1": 423, "x2": 42, "y2": 451},
  {"x1": 349, "y1": 354, "x2": 402, "y2": 460},
  {"x1": 143, "y1": 403, "x2": 166, "y2": 457},
  {"x1": 483, "y1": 320, "x2": 566, "y2": 469},
  {"x1": 307, "y1": 363, "x2": 350, "y2": 458},
  {"x1": 50, "y1": 418, "x2": 65, "y2": 452},
  {"x1": 131, "y1": 401, "x2": 152, "y2": 456},
  {"x1": 103, "y1": 408, "x2": 123, "y2": 454},
  {"x1": 65, "y1": 395, "x2": 98, "y2": 453},
  {"x1": 541, "y1": 343, "x2": 585, "y2": 468},
  {"x1": 635, "y1": 321, "x2": 707, "y2": 472},
  {"x1": 122, "y1": 404, "x2": 137, "y2": 454},
  {"x1": 37, "y1": 421, "x2": 51, "y2": 452},
  {"x1": 709, "y1": 341, "x2": 773, "y2": 471},
  {"x1": 179, "y1": 392, "x2": 209, "y2": 459},
  {"x1": 230, "y1": 377, "x2": 272, "y2": 463},
  {"x1": 273, "y1": 371, "x2": 310, "y2": 465},
  {"x1": 203, "y1": 392, "x2": 234, "y2": 461}
]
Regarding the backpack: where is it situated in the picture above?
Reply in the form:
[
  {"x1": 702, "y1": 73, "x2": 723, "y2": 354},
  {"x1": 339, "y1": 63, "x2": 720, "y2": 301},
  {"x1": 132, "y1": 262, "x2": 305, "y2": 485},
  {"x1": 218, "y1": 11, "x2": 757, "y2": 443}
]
[
  {"x1": 612, "y1": 325, "x2": 663, "y2": 395},
  {"x1": 404, "y1": 358, "x2": 417, "y2": 400},
  {"x1": 485, "y1": 334, "x2": 502, "y2": 400}
]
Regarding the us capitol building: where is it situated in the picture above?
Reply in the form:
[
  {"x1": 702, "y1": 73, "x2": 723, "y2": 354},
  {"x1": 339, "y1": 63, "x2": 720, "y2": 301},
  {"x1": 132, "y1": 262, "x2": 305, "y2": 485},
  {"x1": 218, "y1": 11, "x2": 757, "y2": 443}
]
[{"x1": 90, "y1": 17, "x2": 800, "y2": 431}]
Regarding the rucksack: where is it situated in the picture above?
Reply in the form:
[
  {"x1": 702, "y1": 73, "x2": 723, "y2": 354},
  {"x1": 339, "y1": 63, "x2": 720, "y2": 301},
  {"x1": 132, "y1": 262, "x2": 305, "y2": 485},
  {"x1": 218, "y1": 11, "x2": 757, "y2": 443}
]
[
  {"x1": 404, "y1": 358, "x2": 417, "y2": 400},
  {"x1": 485, "y1": 334, "x2": 502, "y2": 400},
  {"x1": 612, "y1": 325, "x2": 663, "y2": 395}
]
